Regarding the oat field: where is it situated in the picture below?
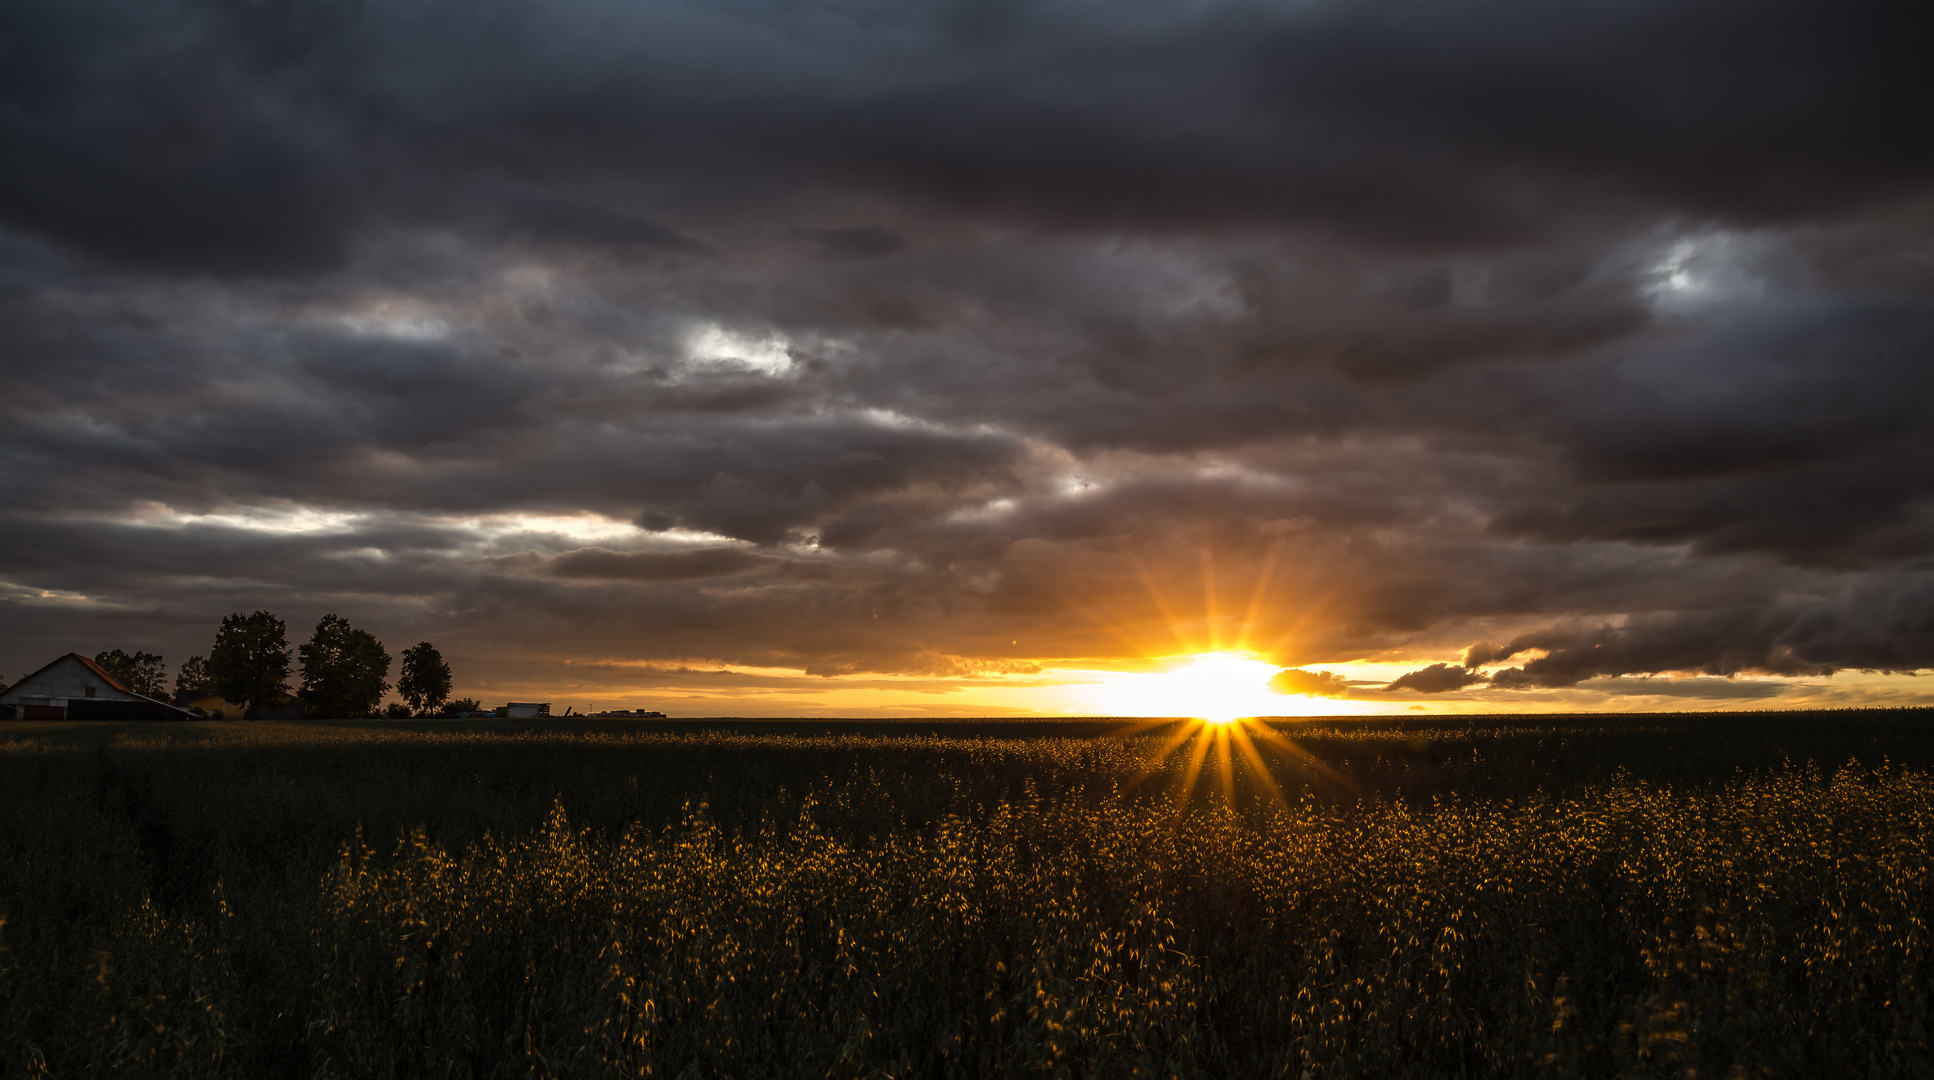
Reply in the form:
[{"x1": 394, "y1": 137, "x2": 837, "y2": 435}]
[{"x1": 2, "y1": 713, "x2": 1931, "y2": 1077}]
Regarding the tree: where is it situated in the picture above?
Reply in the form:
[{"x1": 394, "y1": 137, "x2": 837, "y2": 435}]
[
  {"x1": 94, "y1": 649, "x2": 168, "y2": 698},
  {"x1": 397, "y1": 641, "x2": 454, "y2": 716},
  {"x1": 300, "y1": 614, "x2": 391, "y2": 718},
  {"x1": 175, "y1": 654, "x2": 210, "y2": 696},
  {"x1": 208, "y1": 611, "x2": 292, "y2": 719}
]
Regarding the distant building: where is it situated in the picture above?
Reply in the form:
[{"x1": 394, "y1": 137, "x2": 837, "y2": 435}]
[
  {"x1": 170, "y1": 687, "x2": 302, "y2": 720},
  {"x1": 173, "y1": 687, "x2": 244, "y2": 719},
  {"x1": 503, "y1": 701, "x2": 550, "y2": 719},
  {"x1": 590, "y1": 708, "x2": 668, "y2": 719},
  {"x1": 1, "y1": 653, "x2": 196, "y2": 721}
]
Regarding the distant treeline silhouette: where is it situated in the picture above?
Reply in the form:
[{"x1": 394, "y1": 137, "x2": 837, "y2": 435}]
[{"x1": 84, "y1": 612, "x2": 454, "y2": 719}]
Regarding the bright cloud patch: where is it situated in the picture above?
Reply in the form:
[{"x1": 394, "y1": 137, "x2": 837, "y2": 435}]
[{"x1": 685, "y1": 324, "x2": 794, "y2": 374}]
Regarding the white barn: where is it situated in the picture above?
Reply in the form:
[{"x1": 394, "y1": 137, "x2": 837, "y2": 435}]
[{"x1": 0, "y1": 653, "x2": 195, "y2": 721}]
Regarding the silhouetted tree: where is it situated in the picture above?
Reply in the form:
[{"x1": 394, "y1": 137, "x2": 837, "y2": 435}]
[
  {"x1": 174, "y1": 654, "x2": 209, "y2": 697},
  {"x1": 397, "y1": 641, "x2": 453, "y2": 716},
  {"x1": 208, "y1": 611, "x2": 292, "y2": 719},
  {"x1": 300, "y1": 614, "x2": 392, "y2": 718},
  {"x1": 94, "y1": 649, "x2": 168, "y2": 698}
]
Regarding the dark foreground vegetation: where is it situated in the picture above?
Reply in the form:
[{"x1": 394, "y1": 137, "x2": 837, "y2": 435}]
[{"x1": 2, "y1": 710, "x2": 1932, "y2": 1077}]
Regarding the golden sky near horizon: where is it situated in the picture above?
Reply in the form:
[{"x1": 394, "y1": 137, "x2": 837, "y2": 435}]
[{"x1": 466, "y1": 657, "x2": 1934, "y2": 720}]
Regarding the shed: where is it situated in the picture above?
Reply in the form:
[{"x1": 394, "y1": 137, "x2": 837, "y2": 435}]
[
  {"x1": 0, "y1": 653, "x2": 197, "y2": 721},
  {"x1": 173, "y1": 688, "x2": 246, "y2": 719}
]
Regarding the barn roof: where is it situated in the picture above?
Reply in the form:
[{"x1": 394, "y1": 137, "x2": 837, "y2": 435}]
[
  {"x1": 70, "y1": 652, "x2": 137, "y2": 694},
  {"x1": 5, "y1": 651, "x2": 139, "y2": 696},
  {"x1": 2, "y1": 653, "x2": 195, "y2": 717}
]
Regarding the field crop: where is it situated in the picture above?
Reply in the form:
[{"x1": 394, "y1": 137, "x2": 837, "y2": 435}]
[{"x1": 1, "y1": 712, "x2": 1932, "y2": 1077}]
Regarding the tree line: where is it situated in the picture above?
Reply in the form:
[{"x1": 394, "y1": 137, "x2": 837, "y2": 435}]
[{"x1": 84, "y1": 613, "x2": 457, "y2": 719}]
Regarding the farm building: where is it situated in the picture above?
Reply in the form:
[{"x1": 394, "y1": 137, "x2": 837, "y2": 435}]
[
  {"x1": 0, "y1": 653, "x2": 196, "y2": 721},
  {"x1": 173, "y1": 688, "x2": 246, "y2": 719},
  {"x1": 503, "y1": 701, "x2": 551, "y2": 719}
]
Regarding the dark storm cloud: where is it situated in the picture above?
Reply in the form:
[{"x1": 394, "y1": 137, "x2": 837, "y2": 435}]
[
  {"x1": 546, "y1": 548, "x2": 771, "y2": 584},
  {"x1": 2, "y1": 0, "x2": 1933, "y2": 700},
  {"x1": 5, "y1": 0, "x2": 1930, "y2": 273},
  {"x1": 795, "y1": 227, "x2": 910, "y2": 262},
  {"x1": 1478, "y1": 578, "x2": 1934, "y2": 689},
  {"x1": 1386, "y1": 664, "x2": 1488, "y2": 694},
  {"x1": 1579, "y1": 677, "x2": 1787, "y2": 701},
  {"x1": 1486, "y1": 296, "x2": 1934, "y2": 564}
]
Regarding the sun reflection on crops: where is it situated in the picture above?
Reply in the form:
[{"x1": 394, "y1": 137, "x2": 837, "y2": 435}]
[{"x1": 1116, "y1": 712, "x2": 1359, "y2": 805}]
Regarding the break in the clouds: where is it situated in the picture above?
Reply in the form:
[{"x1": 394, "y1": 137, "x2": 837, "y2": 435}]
[{"x1": 2, "y1": 0, "x2": 1931, "y2": 712}]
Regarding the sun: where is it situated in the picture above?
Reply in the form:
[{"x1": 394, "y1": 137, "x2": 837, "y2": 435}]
[
  {"x1": 1079, "y1": 652, "x2": 1359, "y2": 807},
  {"x1": 1089, "y1": 655, "x2": 1358, "y2": 807},
  {"x1": 1085, "y1": 651, "x2": 1286, "y2": 722},
  {"x1": 1062, "y1": 545, "x2": 1360, "y2": 805}
]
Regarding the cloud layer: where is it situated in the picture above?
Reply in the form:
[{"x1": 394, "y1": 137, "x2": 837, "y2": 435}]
[{"x1": 2, "y1": 0, "x2": 1931, "y2": 710}]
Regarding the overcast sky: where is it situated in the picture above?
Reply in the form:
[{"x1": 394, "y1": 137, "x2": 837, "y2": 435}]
[{"x1": 3, "y1": 0, "x2": 1931, "y2": 715}]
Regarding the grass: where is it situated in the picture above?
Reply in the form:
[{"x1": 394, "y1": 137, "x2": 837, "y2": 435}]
[{"x1": 1, "y1": 710, "x2": 1931, "y2": 1077}]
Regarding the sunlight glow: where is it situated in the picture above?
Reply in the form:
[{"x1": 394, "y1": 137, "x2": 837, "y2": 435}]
[
  {"x1": 120, "y1": 504, "x2": 363, "y2": 535},
  {"x1": 458, "y1": 513, "x2": 645, "y2": 544},
  {"x1": 1083, "y1": 651, "x2": 1289, "y2": 722},
  {"x1": 685, "y1": 323, "x2": 794, "y2": 374},
  {"x1": 1644, "y1": 231, "x2": 1769, "y2": 314},
  {"x1": 327, "y1": 296, "x2": 454, "y2": 340}
]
